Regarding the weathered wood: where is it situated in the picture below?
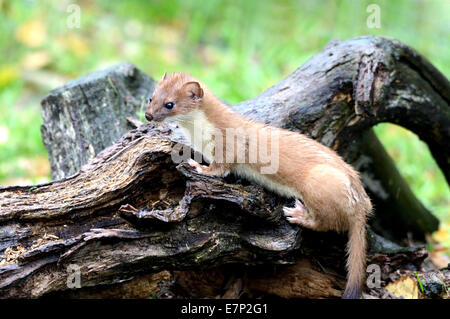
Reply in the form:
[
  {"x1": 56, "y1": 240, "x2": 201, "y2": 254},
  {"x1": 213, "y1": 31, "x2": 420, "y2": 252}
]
[
  {"x1": 0, "y1": 124, "x2": 303, "y2": 297},
  {"x1": 40, "y1": 62, "x2": 155, "y2": 180},
  {"x1": 0, "y1": 121, "x2": 430, "y2": 298},
  {"x1": 0, "y1": 36, "x2": 448, "y2": 298}
]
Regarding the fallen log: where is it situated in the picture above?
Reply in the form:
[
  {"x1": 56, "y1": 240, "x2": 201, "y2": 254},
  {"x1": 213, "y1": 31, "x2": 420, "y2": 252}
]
[{"x1": 1, "y1": 36, "x2": 448, "y2": 298}]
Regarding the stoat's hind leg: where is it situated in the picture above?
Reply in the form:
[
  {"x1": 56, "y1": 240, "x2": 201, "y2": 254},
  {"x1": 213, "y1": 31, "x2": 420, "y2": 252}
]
[{"x1": 283, "y1": 199, "x2": 319, "y2": 230}]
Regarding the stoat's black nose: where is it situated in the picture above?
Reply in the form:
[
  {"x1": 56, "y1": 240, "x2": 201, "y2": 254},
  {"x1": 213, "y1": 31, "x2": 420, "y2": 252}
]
[{"x1": 145, "y1": 113, "x2": 153, "y2": 121}]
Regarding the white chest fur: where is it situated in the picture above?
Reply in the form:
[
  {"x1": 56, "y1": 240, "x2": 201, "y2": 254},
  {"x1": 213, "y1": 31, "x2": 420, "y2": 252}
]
[
  {"x1": 171, "y1": 110, "x2": 302, "y2": 201},
  {"x1": 171, "y1": 109, "x2": 216, "y2": 163}
]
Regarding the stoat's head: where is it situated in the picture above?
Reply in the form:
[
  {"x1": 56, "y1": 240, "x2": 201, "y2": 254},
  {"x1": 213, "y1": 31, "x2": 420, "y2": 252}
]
[{"x1": 145, "y1": 72, "x2": 204, "y2": 123}]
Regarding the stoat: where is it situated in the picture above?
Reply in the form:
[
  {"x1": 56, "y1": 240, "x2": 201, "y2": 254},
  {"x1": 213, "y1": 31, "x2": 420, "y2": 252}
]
[{"x1": 145, "y1": 72, "x2": 372, "y2": 299}]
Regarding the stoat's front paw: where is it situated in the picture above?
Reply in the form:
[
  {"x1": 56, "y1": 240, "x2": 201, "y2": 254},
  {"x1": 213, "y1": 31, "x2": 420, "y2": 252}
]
[{"x1": 187, "y1": 159, "x2": 206, "y2": 174}]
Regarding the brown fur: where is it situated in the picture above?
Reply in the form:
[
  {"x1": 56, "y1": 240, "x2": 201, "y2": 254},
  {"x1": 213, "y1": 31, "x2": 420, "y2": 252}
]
[{"x1": 146, "y1": 73, "x2": 372, "y2": 299}]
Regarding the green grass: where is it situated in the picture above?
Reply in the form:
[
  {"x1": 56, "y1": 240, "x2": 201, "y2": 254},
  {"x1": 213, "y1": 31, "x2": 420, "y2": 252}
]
[
  {"x1": 0, "y1": 80, "x2": 48, "y2": 183},
  {"x1": 0, "y1": 1, "x2": 448, "y2": 236},
  {"x1": 374, "y1": 124, "x2": 449, "y2": 221},
  {"x1": 415, "y1": 271, "x2": 424, "y2": 295}
]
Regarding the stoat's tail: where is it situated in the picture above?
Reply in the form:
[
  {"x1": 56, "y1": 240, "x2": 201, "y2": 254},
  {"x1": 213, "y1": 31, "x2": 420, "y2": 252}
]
[{"x1": 342, "y1": 203, "x2": 371, "y2": 299}]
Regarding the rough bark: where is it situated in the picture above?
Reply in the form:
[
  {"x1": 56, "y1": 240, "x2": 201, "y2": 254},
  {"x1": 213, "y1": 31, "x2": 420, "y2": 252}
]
[
  {"x1": 0, "y1": 36, "x2": 448, "y2": 298},
  {"x1": 0, "y1": 124, "x2": 431, "y2": 297},
  {"x1": 40, "y1": 62, "x2": 155, "y2": 180},
  {"x1": 0, "y1": 124, "x2": 324, "y2": 297}
]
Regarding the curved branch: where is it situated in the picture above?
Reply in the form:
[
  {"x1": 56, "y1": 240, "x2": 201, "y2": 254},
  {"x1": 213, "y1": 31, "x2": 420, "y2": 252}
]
[{"x1": 234, "y1": 36, "x2": 446, "y2": 237}]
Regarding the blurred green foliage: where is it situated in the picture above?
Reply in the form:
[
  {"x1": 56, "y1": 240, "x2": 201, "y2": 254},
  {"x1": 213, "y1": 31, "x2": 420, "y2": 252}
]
[{"x1": 0, "y1": 1, "x2": 448, "y2": 238}]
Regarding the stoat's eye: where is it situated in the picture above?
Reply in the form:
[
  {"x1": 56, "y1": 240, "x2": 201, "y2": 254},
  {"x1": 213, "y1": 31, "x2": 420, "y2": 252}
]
[
  {"x1": 147, "y1": 97, "x2": 152, "y2": 104},
  {"x1": 164, "y1": 102, "x2": 174, "y2": 110}
]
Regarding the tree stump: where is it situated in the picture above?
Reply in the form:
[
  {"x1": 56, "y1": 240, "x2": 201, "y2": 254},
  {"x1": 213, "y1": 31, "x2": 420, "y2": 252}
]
[{"x1": 40, "y1": 62, "x2": 155, "y2": 180}]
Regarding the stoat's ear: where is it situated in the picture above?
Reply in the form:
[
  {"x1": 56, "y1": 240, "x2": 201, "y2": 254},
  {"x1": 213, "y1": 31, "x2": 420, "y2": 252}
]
[
  {"x1": 161, "y1": 72, "x2": 167, "y2": 81},
  {"x1": 183, "y1": 81, "x2": 204, "y2": 100}
]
